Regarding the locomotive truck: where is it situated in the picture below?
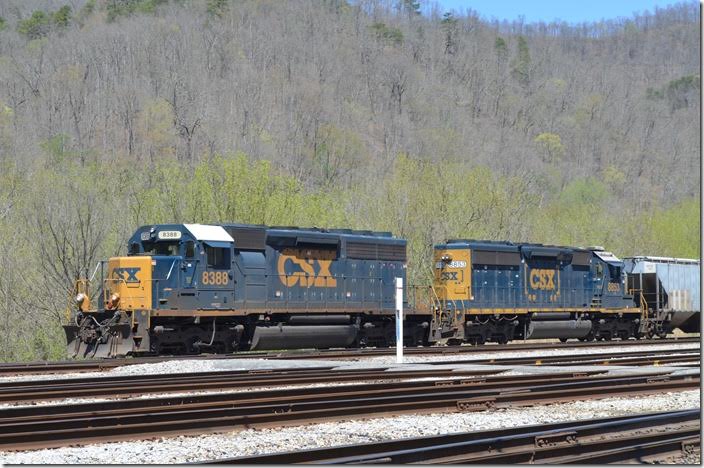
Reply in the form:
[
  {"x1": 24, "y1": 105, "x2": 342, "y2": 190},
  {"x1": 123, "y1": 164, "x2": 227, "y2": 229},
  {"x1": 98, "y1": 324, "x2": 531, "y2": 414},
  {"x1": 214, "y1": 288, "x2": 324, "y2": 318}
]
[{"x1": 64, "y1": 223, "x2": 699, "y2": 358}]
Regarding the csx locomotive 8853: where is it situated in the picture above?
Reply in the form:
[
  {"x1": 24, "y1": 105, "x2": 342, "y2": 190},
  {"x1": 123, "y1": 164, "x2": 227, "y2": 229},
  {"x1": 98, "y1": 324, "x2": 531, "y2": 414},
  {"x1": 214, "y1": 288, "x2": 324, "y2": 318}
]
[{"x1": 64, "y1": 224, "x2": 699, "y2": 357}]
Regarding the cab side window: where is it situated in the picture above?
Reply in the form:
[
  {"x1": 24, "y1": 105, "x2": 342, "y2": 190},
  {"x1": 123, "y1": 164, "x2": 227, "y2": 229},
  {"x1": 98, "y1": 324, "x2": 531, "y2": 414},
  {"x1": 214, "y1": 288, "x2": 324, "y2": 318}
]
[
  {"x1": 595, "y1": 263, "x2": 603, "y2": 280},
  {"x1": 206, "y1": 247, "x2": 230, "y2": 269},
  {"x1": 184, "y1": 241, "x2": 195, "y2": 258}
]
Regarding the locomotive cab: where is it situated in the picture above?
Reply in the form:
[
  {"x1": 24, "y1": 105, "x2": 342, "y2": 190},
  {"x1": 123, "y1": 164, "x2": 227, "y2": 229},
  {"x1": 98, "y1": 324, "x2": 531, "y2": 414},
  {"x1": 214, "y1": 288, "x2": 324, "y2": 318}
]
[
  {"x1": 64, "y1": 224, "x2": 237, "y2": 358},
  {"x1": 589, "y1": 248, "x2": 631, "y2": 308}
]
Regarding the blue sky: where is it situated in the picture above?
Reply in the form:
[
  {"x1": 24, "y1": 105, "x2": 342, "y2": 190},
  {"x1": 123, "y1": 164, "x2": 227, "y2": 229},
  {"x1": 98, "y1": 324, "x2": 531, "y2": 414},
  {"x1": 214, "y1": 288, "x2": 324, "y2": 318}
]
[{"x1": 426, "y1": 0, "x2": 688, "y2": 23}]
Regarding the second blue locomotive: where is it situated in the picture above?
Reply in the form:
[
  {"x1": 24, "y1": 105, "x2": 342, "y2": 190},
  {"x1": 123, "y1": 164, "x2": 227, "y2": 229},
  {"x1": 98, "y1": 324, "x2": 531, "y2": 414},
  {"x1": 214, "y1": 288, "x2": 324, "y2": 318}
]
[{"x1": 431, "y1": 240, "x2": 642, "y2": 345}]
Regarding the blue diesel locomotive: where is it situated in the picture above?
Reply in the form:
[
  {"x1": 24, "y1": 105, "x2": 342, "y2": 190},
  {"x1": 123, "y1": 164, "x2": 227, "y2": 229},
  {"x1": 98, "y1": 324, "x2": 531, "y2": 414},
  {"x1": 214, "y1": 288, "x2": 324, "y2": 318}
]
[
  {"x1": 65, "y1": 223, "x2": 430, "y2": 357},
  {"x1": 430, "y1": 240, "x2": 643, "y2": 345}
]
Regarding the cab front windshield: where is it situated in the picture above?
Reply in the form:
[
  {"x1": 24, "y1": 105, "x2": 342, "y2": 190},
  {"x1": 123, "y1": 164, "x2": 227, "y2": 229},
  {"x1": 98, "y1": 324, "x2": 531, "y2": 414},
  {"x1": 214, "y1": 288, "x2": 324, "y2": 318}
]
[{"x1": 141, "y1": 241, "x2": 180, "y2": 256}]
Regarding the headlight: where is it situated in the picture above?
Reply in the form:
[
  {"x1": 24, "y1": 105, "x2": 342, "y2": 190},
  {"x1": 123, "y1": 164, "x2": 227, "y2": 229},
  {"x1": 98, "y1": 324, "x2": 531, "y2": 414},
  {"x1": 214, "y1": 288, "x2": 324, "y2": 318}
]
[{"x1": 75, "y1": 293, "x2": 86, "y2": 305}]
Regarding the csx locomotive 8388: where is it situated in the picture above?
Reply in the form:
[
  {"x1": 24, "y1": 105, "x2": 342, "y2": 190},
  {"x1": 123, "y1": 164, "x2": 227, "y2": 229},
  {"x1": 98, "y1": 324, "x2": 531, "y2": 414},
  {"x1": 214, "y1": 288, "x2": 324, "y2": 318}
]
[
  {"x1": 65, "y1": 223, "x2": 428, "y2": 357},
  {"x1": 64, "y1": 224, "x2": 699, "y2": 357}
]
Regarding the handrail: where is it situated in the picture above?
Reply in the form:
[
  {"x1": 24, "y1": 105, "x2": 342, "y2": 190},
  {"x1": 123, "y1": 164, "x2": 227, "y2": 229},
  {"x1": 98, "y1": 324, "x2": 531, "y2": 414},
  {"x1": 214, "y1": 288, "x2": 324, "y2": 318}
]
[
  {"x1": 89, "y1": 262, "x2": 101, "y2": 281},
  {"x1": 165, "y1": 259, "x2": 177, "y2": 280}
]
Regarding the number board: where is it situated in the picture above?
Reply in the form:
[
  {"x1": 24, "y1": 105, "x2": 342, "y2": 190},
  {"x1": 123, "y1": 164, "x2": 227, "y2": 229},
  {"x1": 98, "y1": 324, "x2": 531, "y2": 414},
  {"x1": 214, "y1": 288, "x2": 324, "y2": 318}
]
[{"x1": 157, "y1": 230, "x2": 182, "y2": 240}]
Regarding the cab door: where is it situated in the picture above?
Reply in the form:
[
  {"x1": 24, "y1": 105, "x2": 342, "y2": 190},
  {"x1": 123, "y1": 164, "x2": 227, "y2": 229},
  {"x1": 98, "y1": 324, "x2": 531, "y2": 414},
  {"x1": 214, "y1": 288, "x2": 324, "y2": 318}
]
[
  {"x1": 176, "y1": 240, "x2": 199, "y2": 308},
  {"x1": 198, "y1": 241, "x2": 234, "y2": 308}
]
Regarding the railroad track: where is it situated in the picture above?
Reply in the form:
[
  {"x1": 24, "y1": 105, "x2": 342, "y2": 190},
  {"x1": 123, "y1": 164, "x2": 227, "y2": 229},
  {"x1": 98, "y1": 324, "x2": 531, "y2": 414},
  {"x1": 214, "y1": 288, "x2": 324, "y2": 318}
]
[
  {"x1": 203, "y1": 409, "x2": 700, "y2": 464},
  {"x1": 0, "y1": 366, "x2": 502, "y2": 403},
  {"x1": 422, "y1": 348, "x2": 701, "y2": 367},
  {"x1": 1, "y1": 348, "x2": 698, "y2": 403},
  {"x1": 0, "y1": 369, "x2": 698, "y2": 451},
  {"x1": 0, "y1": 337, "x2": 698, "y2": 376}
]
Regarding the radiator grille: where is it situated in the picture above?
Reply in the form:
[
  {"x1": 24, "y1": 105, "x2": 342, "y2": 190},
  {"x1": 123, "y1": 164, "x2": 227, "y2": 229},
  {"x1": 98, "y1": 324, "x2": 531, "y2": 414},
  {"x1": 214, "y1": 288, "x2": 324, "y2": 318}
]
[
  {"x1": 346, "y1": 242, "x2": 406, "y2": 261},
  {"x1": 472, "y1": 250, "x2": 521, "y2": 266},
  {"x1": 224, "y1": 226, "x2": 267, "y2": 250},
  {"x1": 572, "y1": 251, "x2": 592, "y2": 266}
]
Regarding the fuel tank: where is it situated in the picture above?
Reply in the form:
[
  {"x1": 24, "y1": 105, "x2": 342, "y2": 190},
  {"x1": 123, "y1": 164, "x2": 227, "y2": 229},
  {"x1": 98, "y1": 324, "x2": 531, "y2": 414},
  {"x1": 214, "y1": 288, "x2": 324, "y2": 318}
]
[
  {"x1": 249, "y1": 325, "x2": 358, "y2": 350},
  {"x1": 525, "y1": 320, "x2": 592, "y2": 339}
]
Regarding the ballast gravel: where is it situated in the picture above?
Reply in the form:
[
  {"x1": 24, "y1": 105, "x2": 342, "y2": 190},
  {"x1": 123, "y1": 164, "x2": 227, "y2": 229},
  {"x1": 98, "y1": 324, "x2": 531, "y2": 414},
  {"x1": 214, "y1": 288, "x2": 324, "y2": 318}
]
[
  {"x1": 0, "y1": 342, "x2": 697, "y2": 383},
  {"x1": 0, "y1": 389, "x2": 698, "y2": 464}
]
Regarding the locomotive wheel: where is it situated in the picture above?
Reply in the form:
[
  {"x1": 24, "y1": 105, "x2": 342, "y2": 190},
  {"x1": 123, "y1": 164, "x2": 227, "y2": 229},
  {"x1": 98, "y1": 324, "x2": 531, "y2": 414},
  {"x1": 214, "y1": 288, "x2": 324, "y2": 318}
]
[{"x1": 467, "y1": 336, "x2": 485, "y2": 346}]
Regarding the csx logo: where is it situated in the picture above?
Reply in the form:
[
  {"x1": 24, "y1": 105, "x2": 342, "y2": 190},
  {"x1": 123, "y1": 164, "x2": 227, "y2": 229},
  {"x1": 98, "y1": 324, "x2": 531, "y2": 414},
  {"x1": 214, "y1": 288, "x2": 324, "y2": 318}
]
[
  {"x1": 277, "y1": 248, "x2": 337, "y2": 288},
  {"x1": 529, "y1": 269, "x2": 556, "y2": 290},
  {"x1": 112, "y1": 267, "x2": 141, "y2": 284},
  {"x1": 440, "y1": 272, "x2": 458, "y2": 281}
]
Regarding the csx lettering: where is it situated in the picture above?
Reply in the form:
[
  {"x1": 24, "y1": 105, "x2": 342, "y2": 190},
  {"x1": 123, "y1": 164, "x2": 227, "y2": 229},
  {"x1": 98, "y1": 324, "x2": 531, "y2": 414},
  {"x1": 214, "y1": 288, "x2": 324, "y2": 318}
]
[
  {"x1": 440, "y1": 271, "x2": 458, "y2": 281},
  {"x1": 277, "y1": 248, "x2": 337, "y2": 288},
  {"x1": 529, "y1": 269, "x2": 556, "y2": 290},
  {"x1": 112, "y1": 267, "x2": 140, "y2": 283}
]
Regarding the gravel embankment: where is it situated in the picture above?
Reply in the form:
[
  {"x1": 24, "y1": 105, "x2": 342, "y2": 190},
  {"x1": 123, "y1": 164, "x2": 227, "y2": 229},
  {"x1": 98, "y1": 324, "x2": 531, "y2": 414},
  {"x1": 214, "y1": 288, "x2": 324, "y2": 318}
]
[{"x1": 0, "y1": 389, "x2": 698, "y2": 464}]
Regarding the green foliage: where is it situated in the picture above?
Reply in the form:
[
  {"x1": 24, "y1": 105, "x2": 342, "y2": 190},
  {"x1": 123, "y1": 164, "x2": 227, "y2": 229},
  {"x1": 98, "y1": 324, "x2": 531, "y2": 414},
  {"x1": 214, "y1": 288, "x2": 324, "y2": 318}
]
[
  {"x1": 646, "y1": 75, "x2": 699, "y2": 111},
  {"x1": 52, "y1": 6, "x2": 72, "y2": 29},
  {"x1": 441, "y1": 12, "x2": 458, "y2": 54},
  {"x1": 0, "y1": 17, "x2": 6, "y2": 32},
  {"x1": 494, "y1": 36, "x2": 507, "y2": 61},
  {"x1": 81, "y1": 0, "x2": 96, "y2": 16},
  {"x1": 17, "y1": 11, "x2": 50, "y2": 39},
  {"x1": 645, "y1": 197, "x2": 700, "y2": 258},
  {"x1": 441, "y1": 12, "x2": 457, "y2": 25},
  {"x1": 207, "y1": 0, "x2": 229, "y2": 18},
  {"x1": 370, "y1": 22, "x2": 404, "y2": 46},
  {"x1": 533, "y1": 132, "x2": 565, "y2": 163},
  {"x1": 665, "y1": 74, "x2": 699, "y2": 111},
  {"x1": 106, "y1": 0, "x2": 167, "y2": 22},
  {"x1": 17, "y1": 5, "x2": 73, "y2": 38},
  {"x1": 40, "y1": 134, "x2": 77, "y2": 164},
  {"x1": 138, "y1": 98, "x2": 176, "y2": 159},
  {"x1": 511, "y1": 36, "x2": 531, "y2": 88},
  {"x1": 645, "y1": 87, "x2": 663, "y2": 100},
  {"x1": 533, "y1": 177, "x2": 615, "y2": 248}
]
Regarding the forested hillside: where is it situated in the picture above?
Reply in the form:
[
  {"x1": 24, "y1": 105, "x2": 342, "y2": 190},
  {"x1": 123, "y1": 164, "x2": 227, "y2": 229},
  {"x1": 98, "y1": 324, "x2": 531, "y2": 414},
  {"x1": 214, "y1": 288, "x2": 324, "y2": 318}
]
[{"x1": 0, "y1": 0, "x2": 699, "y2": 360}]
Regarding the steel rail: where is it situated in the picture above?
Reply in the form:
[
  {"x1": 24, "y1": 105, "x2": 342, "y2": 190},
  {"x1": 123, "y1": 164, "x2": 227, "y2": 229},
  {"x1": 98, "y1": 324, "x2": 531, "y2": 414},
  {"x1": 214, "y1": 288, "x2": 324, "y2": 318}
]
[
  {"x1": 0, "y1": 372, "x2": 697, "y2": 451},
  {"x1": 199, "y1": 409, "x2": 700, "y2": 464},
  {"x1": 0, "y1": 337, "x2": 697, "y2": 376},
  {"x1": 1, "y1": 349, "x2": 697, "y2": 403},
  {"x1": 424, "y1": 349, "x2": 701, "y2": 367},
  {"x1": 0, "y1": 367, "x2": 505, "y2": 403},
  {"x1": 0, "y1": 371, "x2": 622, "y2": 417}
]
